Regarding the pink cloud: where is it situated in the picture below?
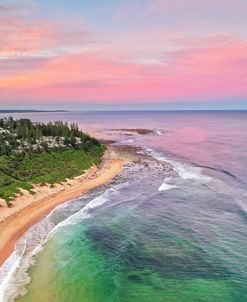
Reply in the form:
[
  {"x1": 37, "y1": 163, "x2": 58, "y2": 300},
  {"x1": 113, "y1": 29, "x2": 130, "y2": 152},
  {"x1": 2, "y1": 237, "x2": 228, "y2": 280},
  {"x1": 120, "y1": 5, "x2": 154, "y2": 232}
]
[
  {"x1": 1, "y1": 36, "x2": 246, "y2": 103},
  {"x1": 0, "y1": 4, "x2": 93, "y2": 61},
  {"x1": 0, "y1": 1, "x2": 246, "y2": 106}
]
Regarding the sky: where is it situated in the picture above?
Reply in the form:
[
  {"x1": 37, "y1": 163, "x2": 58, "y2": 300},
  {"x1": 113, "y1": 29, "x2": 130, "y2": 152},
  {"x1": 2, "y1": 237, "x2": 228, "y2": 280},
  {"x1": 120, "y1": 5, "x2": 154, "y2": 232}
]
[{"x1": 0, "y1": 0, "x2": 247, "y2": 110}]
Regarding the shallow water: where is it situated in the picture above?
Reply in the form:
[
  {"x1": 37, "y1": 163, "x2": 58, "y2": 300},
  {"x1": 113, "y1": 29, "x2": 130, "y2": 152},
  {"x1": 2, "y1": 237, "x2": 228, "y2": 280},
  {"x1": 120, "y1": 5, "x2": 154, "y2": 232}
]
[{"x1": 0, "y1": 111, "x2": 247, "y2": 301}]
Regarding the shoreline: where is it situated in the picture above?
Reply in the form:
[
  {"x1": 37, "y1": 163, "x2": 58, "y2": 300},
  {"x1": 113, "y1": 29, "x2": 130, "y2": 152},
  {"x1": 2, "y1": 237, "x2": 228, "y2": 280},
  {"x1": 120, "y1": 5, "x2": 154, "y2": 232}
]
[{"x1": 0, "y1": 147, "x2": 125, "y2": 268}]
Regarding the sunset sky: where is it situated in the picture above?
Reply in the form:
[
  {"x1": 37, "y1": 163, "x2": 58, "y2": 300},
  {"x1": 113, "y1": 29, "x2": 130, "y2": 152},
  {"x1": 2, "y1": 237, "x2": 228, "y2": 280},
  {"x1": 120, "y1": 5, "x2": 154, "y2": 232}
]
[{"x1": 0, "y1": 0, "x2": 247, "y2": 110}]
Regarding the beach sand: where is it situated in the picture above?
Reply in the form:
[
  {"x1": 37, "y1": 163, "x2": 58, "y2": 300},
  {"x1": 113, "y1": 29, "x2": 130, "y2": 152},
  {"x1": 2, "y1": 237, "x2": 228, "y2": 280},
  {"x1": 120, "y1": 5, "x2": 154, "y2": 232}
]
[{"x1": 0, "y1": 147, "x2": 125, "y2": 267}]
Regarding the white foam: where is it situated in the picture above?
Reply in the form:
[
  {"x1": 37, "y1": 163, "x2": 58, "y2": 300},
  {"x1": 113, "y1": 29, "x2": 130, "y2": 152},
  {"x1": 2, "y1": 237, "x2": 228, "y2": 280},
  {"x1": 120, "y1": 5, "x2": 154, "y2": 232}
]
[
  {"x1": 159, "y1": 177, "x2": 177, "y2": 191},
  {"x1": 0, "y1": 183, "x2": 126, "y2": 302},
  {"x1": 159, "y1": 183, "x2": 176, "y2": 191},
  {"x1": 156, "y1": 130, "x2": 163, "y2": 136},
  {"x1": 50, "y1": 183, "x2": 126, "y2": 235},
  {"x1": 0, "y1": 209, "x2": 61, "y2": 301},
  {"x1": 172, "y1": 162, "x2": 211, "y2": 182},
  {"x1": 0, "y1": 252, "x2": 23, "y2": 302},
  {"x1": 0, "y1": 218, "x2": 54, "y2": 302},
  {"x1": 0, "y1": 241, "x2": 35, "y2": 302},
  {"x1": 146, "y1": 148, "x2": 211, "y2": 183},
  {"x1": 51, "y1": 195, "x2": 106, "y2": 231}
]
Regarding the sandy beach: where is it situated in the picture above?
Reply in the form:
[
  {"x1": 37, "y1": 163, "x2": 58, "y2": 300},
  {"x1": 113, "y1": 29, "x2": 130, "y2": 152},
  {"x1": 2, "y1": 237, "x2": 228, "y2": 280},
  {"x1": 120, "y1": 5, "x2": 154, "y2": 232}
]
[{"x1": 0, "y1": 147, "x2": 125, "y2": 267}]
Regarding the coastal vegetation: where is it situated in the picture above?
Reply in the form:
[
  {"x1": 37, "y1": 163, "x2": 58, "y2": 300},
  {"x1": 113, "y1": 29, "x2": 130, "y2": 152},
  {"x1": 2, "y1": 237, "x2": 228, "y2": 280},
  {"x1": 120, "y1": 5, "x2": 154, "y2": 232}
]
[{"x1": 0, "y1": 117, "x2": 105, "y2": 205}]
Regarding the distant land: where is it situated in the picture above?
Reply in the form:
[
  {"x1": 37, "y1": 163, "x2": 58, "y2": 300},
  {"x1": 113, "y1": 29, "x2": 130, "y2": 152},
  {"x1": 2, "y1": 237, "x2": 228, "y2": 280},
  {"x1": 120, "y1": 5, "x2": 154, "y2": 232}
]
[{"x1": 0, "y1": 109, "x2": 68, "y2": 113}]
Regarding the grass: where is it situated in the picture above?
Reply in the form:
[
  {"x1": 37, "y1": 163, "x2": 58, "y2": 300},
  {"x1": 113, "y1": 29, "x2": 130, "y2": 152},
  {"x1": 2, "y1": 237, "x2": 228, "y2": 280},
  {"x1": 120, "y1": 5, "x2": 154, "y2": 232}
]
[{"x1": 0, "y1": 144, "x2": 105, "y2": 205}]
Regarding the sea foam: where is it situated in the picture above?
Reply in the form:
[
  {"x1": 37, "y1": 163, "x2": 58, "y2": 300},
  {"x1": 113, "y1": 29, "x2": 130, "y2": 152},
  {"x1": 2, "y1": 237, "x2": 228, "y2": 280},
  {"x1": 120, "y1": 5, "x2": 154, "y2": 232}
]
[
  {"x1": 155, "y1": 130, "x2": 163, "y2": 136},
  {"x1": 159, "y1": 182, "x2": 176, "y2": 191},
  {"x1": 0, "y1": 219, "x2": 53, "y2": 302},
  {"x1": 51, "y1": 183, "x2": 125, "y2": 234},
  {"x1": 159, "y1": 177, "x2": 177, "y2": 191},
  {"x1": 145, "y1": 148, "x2": 211, "y2": 185},
  {"x1": 0, "y1": 182, "x2": 126, "y2": 302},
  {"x1": 0, "y1": 185, "x2": 122, "y2": 302}
]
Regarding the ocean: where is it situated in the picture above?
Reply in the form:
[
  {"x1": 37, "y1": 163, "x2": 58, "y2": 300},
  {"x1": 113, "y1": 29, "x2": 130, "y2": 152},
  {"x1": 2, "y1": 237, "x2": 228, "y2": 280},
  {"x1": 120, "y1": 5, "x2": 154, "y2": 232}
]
[{"x1": 0, "y1": 111, "x2": 247, "y2": 302}]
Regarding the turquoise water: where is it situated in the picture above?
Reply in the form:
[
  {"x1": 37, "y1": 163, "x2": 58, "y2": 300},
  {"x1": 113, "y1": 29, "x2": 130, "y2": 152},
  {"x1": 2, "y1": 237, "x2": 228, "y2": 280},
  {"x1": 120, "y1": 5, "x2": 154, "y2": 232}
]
[{"x1": 0, "y1": 111, "x2": 247, "y2": 301}]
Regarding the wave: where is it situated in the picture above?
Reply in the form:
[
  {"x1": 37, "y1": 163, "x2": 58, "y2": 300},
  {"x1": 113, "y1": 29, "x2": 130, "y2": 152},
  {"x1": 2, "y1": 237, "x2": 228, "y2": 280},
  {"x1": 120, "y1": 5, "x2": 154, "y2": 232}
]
[
  {"x1": 171, "y1": 162, "x2": 211, "y2": 182},
  {"x1": 159, "y1": 177, "x2": 177, "y2": 191},
  {"x1": 0, "y1": 183, "x2": 125, "y2": 302},
  {"x1": 50, "y1": 183, "x2": 126, "y2": 234},
  {"x1": 0, "y1": 246, "x2": 27, "y2": 302},
  {"x1": 191, "y1": 163, "x2": 243, "y2": 183},
  {"x1": 145, "y1": 148, "x2": 211, "y2": 183},
  {"x1": 147, "y1": 147, "x2": 242, "y2": 187},
  {"x1": 0, "y1": 218, "x2": 53, "y2": 302},
  {"x1": 155, "y1": 130, "x2": 163, "y2": 136},
  {"x1": 159, "y1": 182, "x2": 176, "y2": 191}
]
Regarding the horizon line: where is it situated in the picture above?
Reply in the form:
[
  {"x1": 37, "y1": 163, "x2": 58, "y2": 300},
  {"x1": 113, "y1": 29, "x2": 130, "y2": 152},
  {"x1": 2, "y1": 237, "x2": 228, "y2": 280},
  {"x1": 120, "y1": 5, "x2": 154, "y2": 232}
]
[{"x1": 1, "y1": 109, "x2": 247, "y2": 113}]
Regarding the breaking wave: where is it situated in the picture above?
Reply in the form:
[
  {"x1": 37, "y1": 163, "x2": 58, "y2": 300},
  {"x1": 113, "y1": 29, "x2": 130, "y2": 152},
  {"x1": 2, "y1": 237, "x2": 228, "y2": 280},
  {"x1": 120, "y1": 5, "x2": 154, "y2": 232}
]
[
  {"x1": 0, "y1": 184, "x2": 124, "y2": 302},
  {"x1": 159, "y1": 177, "x2": 177, "y2": 191},
  {"x1": 145, "y1": 148, "x2": 212, "y2": 185}
]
